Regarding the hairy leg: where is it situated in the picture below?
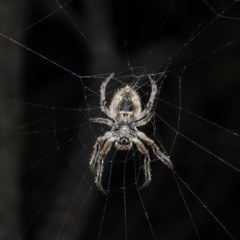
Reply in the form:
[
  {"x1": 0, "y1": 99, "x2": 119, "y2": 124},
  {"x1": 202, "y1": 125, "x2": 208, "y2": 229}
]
[
  {"x1": 90, "y1": 117, "x2": 113, "y2": 127},
  {"x1": 90, "y1": 131, "x2": 111, "y2": 174},
  {"x1": 138, "y1": 131, "x2": 173, "y2": 169},
  {"x1": 100, "y1": 73, "x2": 115, "y2": 119},
  {"x1": 132, "y1": 138, "x2": 152, "y2": 189},
  {"x1": 94, "y1": 139, "x2": 113, "y2": 194},
  {"x1": 135, "y1": 112, "x2": 154, "y2": 127},
  {"x1": 136, "y1": 75, "x2": 157, "y2": 120}
]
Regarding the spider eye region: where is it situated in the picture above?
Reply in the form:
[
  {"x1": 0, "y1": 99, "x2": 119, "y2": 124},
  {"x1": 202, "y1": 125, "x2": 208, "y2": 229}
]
[{"x1": 120, "y1": 125, "x2": 130, "y2": 137}]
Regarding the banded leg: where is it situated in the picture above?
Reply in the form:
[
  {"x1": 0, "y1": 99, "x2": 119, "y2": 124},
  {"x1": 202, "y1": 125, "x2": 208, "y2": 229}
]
[
  {"x1": 90, "y1": 132, "x2": 111, "y2": 174},
  {"x1": 135, "y1": 112, "x2": 154, "y2": 127},
  {"x1": 137, "y1": 75, "x2": 157, "y2": 120},
  {"x1": 132, "y1": 138, "x2": 152, "y2": 189},
  {"x1": 138, "y1": 131, "x2": 173, "y2": 169},
  {"x1": 100, "y1": 73, "x2": 115, "y2": 119},
  {"x1": 94, "y1": 139, "x2": 113, "y2": 194},
  {"x1": 90, "y1": 117, "x2": 113, "y2": 127}
]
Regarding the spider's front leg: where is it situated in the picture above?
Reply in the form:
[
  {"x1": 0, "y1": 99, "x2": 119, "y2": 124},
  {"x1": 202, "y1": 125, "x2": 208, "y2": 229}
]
[
  {"x1": 90, "y1": 132, "x2": 114, "y2": 195},
  {"x1": 90, "y1": 132, "x2": 111, "y2": 174},
  {"x1": 132, "y1": 138, "x2": 152, "y2": 190},
  {"x1": 94, "y1": 139, "x2": 113, "y2": 194},
  {"x1": 138, "y1": 131, "x2": 173, "y2": 169}
]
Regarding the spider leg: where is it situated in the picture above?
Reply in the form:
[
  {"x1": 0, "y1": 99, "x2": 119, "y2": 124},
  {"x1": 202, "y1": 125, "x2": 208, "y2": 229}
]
[
  {"x1": 138, "y1": 131, "x2": 173, "y2": 169},
  {"x1": 132, "y1": 138, "x2": 152, "y2": 190},
  {"x1": 136, "y1": 75, "x2": 157, "y2": 120},
  {"x1": 100, "y1": 73, "x2": 115, "y2": 119},
  {"x1": 94, "y1": 139, "x2": 113, "y2": 195},
  {"x1": 90, "y1": 132, "x2": 111, "y2": 174},
  {"x1": 135, "y1": 112, "x2": 154, "y2": 127},
  {"x1": 90, "y1": 117, "x2": 113, "y2": 127}
]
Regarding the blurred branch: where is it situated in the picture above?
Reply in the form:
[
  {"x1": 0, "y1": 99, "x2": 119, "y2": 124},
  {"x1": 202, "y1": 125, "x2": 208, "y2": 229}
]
[{"x1": 0, "y1": 0, "x2": 28, "y2": 239}]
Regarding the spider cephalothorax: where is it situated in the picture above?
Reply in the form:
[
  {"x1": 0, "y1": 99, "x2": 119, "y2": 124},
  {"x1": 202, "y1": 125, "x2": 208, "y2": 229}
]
[
  {"x1": 90, "y1": 73, "x2": 173, "y2": 194},
  {"x1": 112, "y1": 121, "x2": 135, "y2": 151}
]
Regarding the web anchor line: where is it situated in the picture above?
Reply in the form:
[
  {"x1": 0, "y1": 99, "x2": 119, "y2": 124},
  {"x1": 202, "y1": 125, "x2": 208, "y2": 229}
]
[{"x1": 175, "y1": 172, "x2": 236, "y2": 240}]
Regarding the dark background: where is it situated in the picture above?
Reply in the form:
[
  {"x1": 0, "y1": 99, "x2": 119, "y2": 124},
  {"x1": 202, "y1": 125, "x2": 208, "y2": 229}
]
[{"x1": 0, "y1": 0, "x2": 240, "y2": 239}]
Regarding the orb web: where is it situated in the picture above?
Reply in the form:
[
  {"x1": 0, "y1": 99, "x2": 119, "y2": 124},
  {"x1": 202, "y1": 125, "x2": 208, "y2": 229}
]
[{"x1": 0, "y1": 0, "x2": 240, "y2": 240}]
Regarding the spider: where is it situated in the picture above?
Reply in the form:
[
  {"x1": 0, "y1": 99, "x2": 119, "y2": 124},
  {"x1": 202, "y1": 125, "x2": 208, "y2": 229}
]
[{"x1": 90, "y1": 73, "x2": 173, "y2": 194}]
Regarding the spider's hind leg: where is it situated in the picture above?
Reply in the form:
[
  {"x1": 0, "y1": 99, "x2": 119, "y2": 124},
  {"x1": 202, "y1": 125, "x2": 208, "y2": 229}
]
[{"x1": 100, "y1": 73, "x2": 115, "y2": 119}]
